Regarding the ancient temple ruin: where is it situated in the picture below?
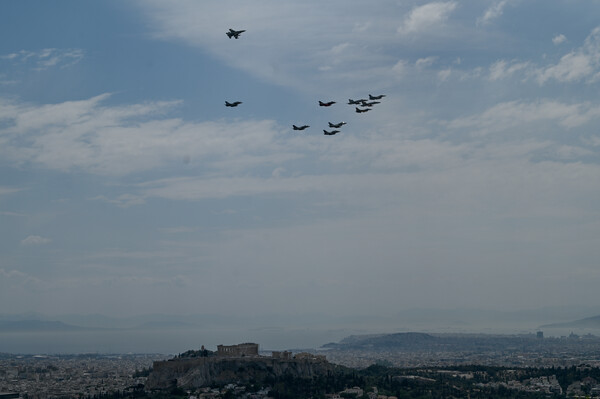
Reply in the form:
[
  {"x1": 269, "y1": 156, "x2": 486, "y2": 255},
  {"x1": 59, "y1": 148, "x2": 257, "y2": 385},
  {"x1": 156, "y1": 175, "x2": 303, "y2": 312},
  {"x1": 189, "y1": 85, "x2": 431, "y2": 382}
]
[{"x1": 216, "y1": 343, "x2": 259, "y2": 357}]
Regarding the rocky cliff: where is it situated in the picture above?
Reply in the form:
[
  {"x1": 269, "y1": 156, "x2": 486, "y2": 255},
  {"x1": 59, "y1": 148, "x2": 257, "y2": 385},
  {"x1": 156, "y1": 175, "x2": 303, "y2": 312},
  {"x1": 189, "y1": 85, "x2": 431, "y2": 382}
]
[{"x1": 145, "y1": 356, "x2": 336, "y2": 389}]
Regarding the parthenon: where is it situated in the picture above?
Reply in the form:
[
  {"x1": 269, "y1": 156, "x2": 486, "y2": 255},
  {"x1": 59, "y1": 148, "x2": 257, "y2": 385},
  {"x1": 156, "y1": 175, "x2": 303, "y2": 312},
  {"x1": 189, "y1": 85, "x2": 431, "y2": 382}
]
[{"x1": 217, "y1": 343, "x2": 259, "y2": 357}]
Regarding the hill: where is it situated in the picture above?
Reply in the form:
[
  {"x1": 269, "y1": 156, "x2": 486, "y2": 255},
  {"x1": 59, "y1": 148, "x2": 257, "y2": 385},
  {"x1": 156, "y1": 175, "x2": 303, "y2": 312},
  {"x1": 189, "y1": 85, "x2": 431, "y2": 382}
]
[
  {"x1": 540, "y1": 315, "x2": 600, "y2": 329},
  {"x1": 146, "y1": 355, "x2": 338, "y2": 389}
]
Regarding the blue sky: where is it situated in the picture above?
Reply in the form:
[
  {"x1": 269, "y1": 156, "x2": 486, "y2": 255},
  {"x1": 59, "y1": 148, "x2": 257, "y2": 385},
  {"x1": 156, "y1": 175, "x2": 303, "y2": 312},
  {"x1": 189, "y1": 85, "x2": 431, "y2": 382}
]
[{"x1": 1, "y1": 0, "x2": 600, "y2": 319}]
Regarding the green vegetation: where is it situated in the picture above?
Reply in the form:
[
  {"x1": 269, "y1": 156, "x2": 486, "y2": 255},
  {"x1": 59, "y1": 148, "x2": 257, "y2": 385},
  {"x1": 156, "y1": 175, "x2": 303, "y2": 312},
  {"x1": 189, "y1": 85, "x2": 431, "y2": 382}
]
[{"x1": 102, "y1": 364, "x2": 600, "y2": 399}]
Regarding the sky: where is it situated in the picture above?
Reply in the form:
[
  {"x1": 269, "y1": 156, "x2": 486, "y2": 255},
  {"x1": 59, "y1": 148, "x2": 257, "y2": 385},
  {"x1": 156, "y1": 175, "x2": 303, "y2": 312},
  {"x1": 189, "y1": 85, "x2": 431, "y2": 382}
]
[{"x1": 1, "y1": 0, "x2": 600, "y2": 321}]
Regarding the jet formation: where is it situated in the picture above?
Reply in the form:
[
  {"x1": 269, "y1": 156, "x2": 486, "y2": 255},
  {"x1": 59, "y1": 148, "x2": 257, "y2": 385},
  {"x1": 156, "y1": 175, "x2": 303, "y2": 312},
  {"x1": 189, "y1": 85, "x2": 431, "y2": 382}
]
[
  {"x1": 293, "y1": 94, "x2": 385, "y2": 134},
  {"x1": 224, "y1": 28, "x2": 387, "y2": 136}
]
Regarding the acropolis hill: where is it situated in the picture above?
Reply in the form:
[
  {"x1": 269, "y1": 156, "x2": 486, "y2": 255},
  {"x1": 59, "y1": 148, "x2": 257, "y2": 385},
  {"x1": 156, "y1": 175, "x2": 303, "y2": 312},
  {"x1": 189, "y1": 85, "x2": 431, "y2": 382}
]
[{"x1": 145, "y1": 343, "x2": 335, "y2": 390}]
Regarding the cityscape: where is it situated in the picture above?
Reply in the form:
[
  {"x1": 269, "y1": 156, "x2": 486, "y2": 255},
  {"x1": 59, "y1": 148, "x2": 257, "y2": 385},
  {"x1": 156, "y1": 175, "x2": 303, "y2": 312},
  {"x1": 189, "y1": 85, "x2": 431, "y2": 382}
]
[{"x1": 3, "y1": 331, "x2": 600, "y2": 397}]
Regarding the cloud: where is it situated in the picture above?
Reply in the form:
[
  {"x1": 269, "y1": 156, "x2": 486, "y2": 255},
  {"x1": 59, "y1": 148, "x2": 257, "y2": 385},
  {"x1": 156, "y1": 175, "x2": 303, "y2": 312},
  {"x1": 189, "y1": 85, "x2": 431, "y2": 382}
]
[
  {"x1": 416, "y1": 56, "x2": 437, "y2": 69},
  {"x1": 467, "y1": 27, "x2": 600, "y2": 85},
  {"x1": 392, "y1": 60, "x2": 408, "y2": 76},
  {"x1": 536, "y1": 27, "x2": 600, "y2": 84},
  {"x1": 552, "y1": 34, "x2": 567, "y2": 45},
  {"x1": 136, "y1": 1, "x2": 467, "y2": 95},
  {"x1": 0, "y1": 186, "x2": 22, "y2": 196},
  {"x1": 138, "y1": 1, "x2": 408, "y2": 94},
  {"x1": 398, "y1": 2, "x2": 457, "y2": 35},
  {"x1": 0, "y1": 211, "x2": 26, "y2": 217},
  {"x1": 1, "y1": 48, "x2": 84, "y2": 71},
  {"x1": 438, "y1": 68, "x2": 452, "y2": 81},
  {"x1": 488, "y1": 59, "x2": 530, "y2": 80},
  {"x1": 0, "y1": 94, "x2": 290, "y2": 176},
  {"x1": 0, "y1": 269, "x2": 43, "y2": 289},
  {"x1": 477, "y1": 0, "x2": 509, "y2": 25},
  {"x1": 537, "y1": 52, "x2": 595, "y2": 84},
  {"x1": 21, "y1": 235, "x2": 51, "y2": 245},
  {"x1": 447, "y1": 99, "x2": 600, "y2": 134},
  {"x1": 89, "y1": 194, "x2": 147, "y2": 208},
  {"x1": 0, "y1": 72, "x2": 18, "y2": 85}
]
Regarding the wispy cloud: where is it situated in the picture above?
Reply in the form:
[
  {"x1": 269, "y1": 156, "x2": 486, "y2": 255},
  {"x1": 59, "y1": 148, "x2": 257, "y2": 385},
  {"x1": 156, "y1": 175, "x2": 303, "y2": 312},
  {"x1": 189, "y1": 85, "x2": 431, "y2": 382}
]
[
  {"x1": 447, "y1": 99, "x2": 600, "y2": 134},
  {"x1": 398, "y1": 2, "x2": 457, "y2": 35},
  {"x1": 488, "y1": 59, "x2": 530, "y2": 80},
  {"x1": 89, "y1": 194, "x2": 147, "y2": 208},
  {"x1": 0, "y1": 186, "x2": 22, "y2": 196},
  {"x1": 477, "y1": 0, "x2": 509, "y2": 26},
  {"x1": 0, "y1": 211, "x2": 27, "y2": 217},
  {"x1": 21, "y1": 235, "x2": 51, "y2": 246},
  {"x1": 416, "y1": 56, "x2": 437, "y2": 69},
  {"x1": 552, "y1": 34, "x2": 567, "y2": 45},
  {"x1": 470, "y1": 27, "x2": 600, "y2": 85},
  {"x1": 0, "y1": 269, "x2": 43, "y2": 288},
  {"x1": 1, "y1": 48, "x2": 84, "y2": 71},
  {"x1": 536, "y1": 27, "x2": 600, "y2": 84},
  {"x1": 0, "y1": 94, "x2": 291, "y2": 176}
]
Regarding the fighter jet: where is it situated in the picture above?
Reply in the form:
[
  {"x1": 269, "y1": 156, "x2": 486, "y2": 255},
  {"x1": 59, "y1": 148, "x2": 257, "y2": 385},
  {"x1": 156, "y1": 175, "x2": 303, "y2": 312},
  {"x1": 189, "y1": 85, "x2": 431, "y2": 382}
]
[
  {"x1": 225, "y1": 101, "x2": 242, "y2": 107},
  {"x1": 328, "y1": 122, "x2": 346, "y2": 128},
  {"x1": 369, "y1": 94, "x2": 386, "y2": 100},
  {"x1": 292, "y1": 125, "x2": 310, "y2": 130},
  {"x1": 323, "y1": 129, "x2": 340, "y2": 135},
  {"x1": 347, "y1": 98, "x2": 366, "y2": 105},
  {"x1": 362, "y1": 101, "x2": 380, "y2": 107},
  {"x1": 226, "y1": 29, "x2": 246, "y2": 39},
  {"x1": 355, "y1": 107, "x2": 371, "y2": 113},
  {"x1": 319, "y1": 100, "x2": 336, "y2": 107}
]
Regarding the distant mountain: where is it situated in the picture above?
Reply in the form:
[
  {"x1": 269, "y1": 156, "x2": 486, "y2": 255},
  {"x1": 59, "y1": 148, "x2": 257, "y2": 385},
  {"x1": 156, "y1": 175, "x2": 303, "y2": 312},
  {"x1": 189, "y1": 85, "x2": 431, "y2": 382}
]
[
  {"x1": 323, "y1": 332, "x2": 438, "y2": 350},
  {"x1": 0, "y1": 320, "x2": 84, "y2": 332},
  {"x1": 540, "y1": 315, "x2": 600, "y2": 329},
  {"x1": 321, "y1": 331, "x2": 554, "y2": 353}
]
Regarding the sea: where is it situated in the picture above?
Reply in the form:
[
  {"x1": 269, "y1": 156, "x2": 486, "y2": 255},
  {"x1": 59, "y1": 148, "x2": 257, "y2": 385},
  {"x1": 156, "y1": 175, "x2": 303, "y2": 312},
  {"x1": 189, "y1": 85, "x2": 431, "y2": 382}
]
[{"x1": 3, "y1": 325, "x2": 600, "y2": 355}]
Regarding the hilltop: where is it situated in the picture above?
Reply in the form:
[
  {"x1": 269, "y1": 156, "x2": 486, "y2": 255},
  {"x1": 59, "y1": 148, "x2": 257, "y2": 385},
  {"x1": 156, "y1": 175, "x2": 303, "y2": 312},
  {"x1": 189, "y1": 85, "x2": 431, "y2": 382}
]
[
  {"x1": 145, "y1": 343, "x2": 338, "y2": 390},
  {"x1": 540, "y1": 315, "x2": 600, "y2": 329}
]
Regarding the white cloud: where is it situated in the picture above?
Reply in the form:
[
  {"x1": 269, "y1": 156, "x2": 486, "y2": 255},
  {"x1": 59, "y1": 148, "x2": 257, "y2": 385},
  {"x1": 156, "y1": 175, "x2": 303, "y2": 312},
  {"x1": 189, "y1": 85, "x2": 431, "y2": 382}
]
[
  {"x1": 438, "y1": 68, "x2": 452, "y2": 81},
  {"x1": 553, "y1": 34, "x2": 567, "y2": 45},
  {"x1": 0, "y1": 94, "x2": 290, "y2": 176},
  {"x1": 398, "y1": 2, "x2": 457, "y2": 34},
  {"x1": 21, "y1": 235, "x2": 51, "y2": 245},
  {"x1": 1, "y1": 48, "x2": 84, "y2": 71},
  {"x1": 416, "y1": 56, "x2": 437, "y2": 69},
  {"x1": 0, "y1": 186, "x2": 22, "y2": 196},
  {"x1": 536, "y1": 27, "x2": 600, "y2": 84},
  {"x1": 488, "y1": 59, "x2": 530, "y2": 80},
  {"x1": 0, "y1": 269, "x2": 42, "y2": 288},
  {"x1": 138, "y1": 1, "x2": 405, "y2": 94},
  {"x1": 392, "y1": 60, "x2": 408, "y2": 76},
  {"x1": 537, "y1": 52, "x2": 595, "y2": 84},
  {"x1": 477, "y1": 0, "x2": 509, "y2": 25},
  {"x1": 447, "y1": 100, "x2": 600, "y2": 134}
]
